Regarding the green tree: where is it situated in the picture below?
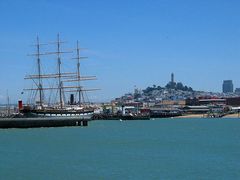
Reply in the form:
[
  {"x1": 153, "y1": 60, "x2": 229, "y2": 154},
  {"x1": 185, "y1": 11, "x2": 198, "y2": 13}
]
[{"x1": 176, "y1": 82, "x2": 184, "y2": 90}]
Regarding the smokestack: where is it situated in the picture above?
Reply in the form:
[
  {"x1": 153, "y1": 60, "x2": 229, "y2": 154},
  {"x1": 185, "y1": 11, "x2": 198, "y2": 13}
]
[
  {"x1": 70, "y1": 94, "x2": 74, "y2": 105},
  {"x1": 18, "y1": 100, "x2": 23, "y2": 110}
]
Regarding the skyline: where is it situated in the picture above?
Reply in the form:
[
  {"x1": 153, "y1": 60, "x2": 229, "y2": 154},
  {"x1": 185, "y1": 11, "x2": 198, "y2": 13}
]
[{"x1": 0, "y1": 0, "x2": 240, "y2": 103}]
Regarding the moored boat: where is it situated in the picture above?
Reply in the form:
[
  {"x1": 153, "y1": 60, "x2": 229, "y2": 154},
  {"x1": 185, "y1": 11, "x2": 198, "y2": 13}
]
[{"x1": 20, "y1": 35, "x2": 99, "y2": 119}]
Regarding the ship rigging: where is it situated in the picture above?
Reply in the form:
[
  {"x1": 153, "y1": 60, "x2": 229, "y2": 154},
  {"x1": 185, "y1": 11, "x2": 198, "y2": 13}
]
[{"x1": 21, "y1": 34, "x2": 99, "y2": 118}]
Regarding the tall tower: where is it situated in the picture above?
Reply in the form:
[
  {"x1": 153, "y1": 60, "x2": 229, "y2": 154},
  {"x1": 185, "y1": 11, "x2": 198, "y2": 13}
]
[{"x1": 171, "y1": 73, "x2": 174, "y2": 83}]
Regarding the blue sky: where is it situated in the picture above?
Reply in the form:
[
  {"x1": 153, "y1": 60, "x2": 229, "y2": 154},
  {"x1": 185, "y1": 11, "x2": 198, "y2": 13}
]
[{"x1": 0, "y1": 0, "x2": 240, "y2": 103}]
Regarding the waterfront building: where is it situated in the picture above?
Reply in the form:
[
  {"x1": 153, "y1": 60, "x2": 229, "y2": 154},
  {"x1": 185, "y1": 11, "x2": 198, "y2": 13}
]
[
  {"x1": 222, "y1": 80, "x2": 233, "y2": 93},
  {"x1": 226, "y1": 97, "x2": 240, "y2": 106},
  {"x1": 235, "y1": 88, "x2": 240, "y2": 93},
  {"x1": 198, "y1": 98, "x2": 226, "y2": 106}
]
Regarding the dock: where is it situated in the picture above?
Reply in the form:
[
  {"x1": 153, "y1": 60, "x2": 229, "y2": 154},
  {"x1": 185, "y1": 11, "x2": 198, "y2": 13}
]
[
  {"x1": 92, "y1": 114, "x2": 150, "y2": 120},
  {"x1": 0, "y1": 117, "x2": 90, "y2": 129}
]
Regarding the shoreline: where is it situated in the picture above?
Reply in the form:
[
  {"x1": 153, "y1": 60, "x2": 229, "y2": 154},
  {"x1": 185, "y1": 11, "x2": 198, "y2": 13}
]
[
  {"x1": 222, "y1": 113, "x2": 240, "y2": 118},
  {"x1": 175, "y1": 113, "x2": 240, "y2": 119},
  {"x1": 174, "y1": 114, "x2": 206, "y2": 118}
]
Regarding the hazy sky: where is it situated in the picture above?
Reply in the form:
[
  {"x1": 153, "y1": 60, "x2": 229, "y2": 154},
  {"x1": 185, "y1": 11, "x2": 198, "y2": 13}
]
[{"x1": 0, "y1": 0, "x2": 240, "y2": 103}]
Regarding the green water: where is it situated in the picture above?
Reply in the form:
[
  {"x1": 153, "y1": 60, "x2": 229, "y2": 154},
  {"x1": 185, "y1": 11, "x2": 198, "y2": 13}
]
[{"x1": 0, "y1": 118, "x2": 239, "y2": 180}]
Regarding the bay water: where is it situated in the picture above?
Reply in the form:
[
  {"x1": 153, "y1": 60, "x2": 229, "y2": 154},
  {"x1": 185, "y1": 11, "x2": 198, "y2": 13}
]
[{"x1": 0, "y1": 118, "x2": 239, "y2": 179}]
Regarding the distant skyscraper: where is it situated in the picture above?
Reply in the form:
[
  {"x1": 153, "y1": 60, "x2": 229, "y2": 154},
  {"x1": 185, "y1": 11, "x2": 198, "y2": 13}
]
[
  {"x1": 171, "y1": 73, "x2": 174, "y2": 83},
  {"x1": 222, "y1": 80, "x2": 233, "y2": 93}
]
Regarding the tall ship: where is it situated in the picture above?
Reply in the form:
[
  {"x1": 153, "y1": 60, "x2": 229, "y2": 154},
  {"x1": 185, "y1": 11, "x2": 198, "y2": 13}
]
[{"x1": 20, "y1": 34, "x2": 99, "y2": 119}]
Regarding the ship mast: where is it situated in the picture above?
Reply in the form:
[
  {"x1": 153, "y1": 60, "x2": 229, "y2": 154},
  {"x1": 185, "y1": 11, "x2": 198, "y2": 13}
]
[
  {"x1": 47, "y1": 34, "x2": 72, "y2": 109},
  {"x1": 56, "y1": 34, "x2": 64, "y2": 109},
  {"x1": 27, "y1": 36, "x2": 45, "y2": 107},
  {"x1": 24, "y1": 35, "x2": 99, "y2": 108},
  {"x1": 73, "y1": 41, "x2": 98, "y2": 106},
  {"x1": 76, "y1": 41, "x2": 87, "y2": 106},
  {"x1": 76, "y1": 41, "x2": 81, "y2": 106},
  {"x1": 36, "y1": 36, "x2": 43, "y2": 108},
  {"x1": 6, "y1": 90, "x2": 10, "y2": 116},
  {"x1": 71, "y1": 41, "x2": 100, "y2": 106}
]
